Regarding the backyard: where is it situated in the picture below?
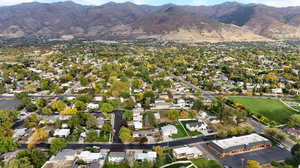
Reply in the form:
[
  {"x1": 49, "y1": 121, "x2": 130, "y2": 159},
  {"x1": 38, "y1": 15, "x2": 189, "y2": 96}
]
[
  {"x1": 229, "y1": 97, "x2": 297, "y2": 124},
  {"x1": 171, "y1": 124, "x2": 188, "y2": 139}
]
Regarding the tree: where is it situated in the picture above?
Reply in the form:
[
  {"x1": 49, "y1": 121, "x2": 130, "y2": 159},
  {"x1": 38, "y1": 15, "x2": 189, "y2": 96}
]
[
  {"x1": 5, "y1": 157, "x2": 33, "y2": 168},
  {"x1": 50, "y1": 138, "x2": 67, "y2": 153},
  {"x1": 102, "y1": 122, "x2": 112, "y2": 133},
  {"x1": 24, "y1": 113, "x2": 42, "y2": 128},
  {"x1": 180, "y1": 111, "x2": 189, "y2": 119},
  {"x1": 100, "y1": 103, "x2": 113, "y2": 114},
  {"x1": 74, "y1": 100, "x2": 86, "y2": 111},
  {"x1": 28, "y1": 127, "x2": 48, "y2": 148},
  {"x1": 153, "y1": 146, "x2": 165, "y2": 159},
  {"x1": 16, "y1": 149, "x2": 48, "y2": 168},
  {"x1": 60, "y1": 108, "x2": 78, "y2": 115},
  {"x1": 41, "y1": 107, "x2": 52, "y2": 115},
  {"x1": 36, "y1": 98, "x2": 48, "y2": 109},
  {"x1": 86, "y1": 130, "x2": 98, "y2": 142},
  {"x1": 291, "y1": 143, "x2": 300, "y2": 156},
  {"x1": 119, "y1": 126, "x2": 132, "y2": 143},
  {"x1": 86, "y1": 114, "x2": 97, "y2": 129},
  {"x1": 143, "y1": 112, "x2": 156, "y2": 127},
  {"x1": 247, "y1": 160, "x2": 261, "y2": 168},
  {"x1": 189, "y1": 110, "x2": 198, "y2": 118},
  {"x1": 51, "y1": 100, "x2": 66, "y2": 112},
  {"x1": 110, "y1": 80, "x2": 130, "y2": 97},
  {"x1": 123, "y1": 110, "x2": 133, "y2": 121},
  {"x1": 264, "y1": 127, "x2": 287, "y2": 141},
  {"x1": 167, "y1": 110, "x2": 180, "y2": 120},
  {"x1": 288, "y1": 114, "x2": 300, "y2": 127},
  {"x1": 0, "y1": 137, "x2": 19, "y2": 154}
]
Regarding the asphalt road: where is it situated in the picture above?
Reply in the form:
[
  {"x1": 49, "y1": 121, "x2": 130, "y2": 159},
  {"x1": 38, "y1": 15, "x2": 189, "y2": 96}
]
[
  {"x1": 21, "y1": 134, "x2": 218, "y2": 150},
  {"x1": 112, "y1": 110, "x2": 124, "y2": 143}
]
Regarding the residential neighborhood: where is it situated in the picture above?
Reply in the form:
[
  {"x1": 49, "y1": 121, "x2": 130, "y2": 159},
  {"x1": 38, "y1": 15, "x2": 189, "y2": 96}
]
[{"x1": 0, "y1": 39, "x2": 299, "y2": 168}]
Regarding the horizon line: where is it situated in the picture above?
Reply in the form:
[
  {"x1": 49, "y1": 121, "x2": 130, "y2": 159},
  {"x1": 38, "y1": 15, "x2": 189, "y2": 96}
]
[{"x1": 0, "y1": 0, "x2": 299, "y2": 8}]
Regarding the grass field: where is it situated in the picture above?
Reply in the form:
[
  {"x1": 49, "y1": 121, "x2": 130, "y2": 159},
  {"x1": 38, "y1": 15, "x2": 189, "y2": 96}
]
[
  {"x1": 229, "y1": 97, "x2": 297, "y2": 124},
  {"x1": 171, "y1": 124, "x2": 188, "y2": 139}
]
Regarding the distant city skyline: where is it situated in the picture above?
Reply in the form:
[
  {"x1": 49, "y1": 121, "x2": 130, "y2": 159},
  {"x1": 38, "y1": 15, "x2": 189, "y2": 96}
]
[{"x1": 1, "y1": 0, "x2": 300, "y2": 7}]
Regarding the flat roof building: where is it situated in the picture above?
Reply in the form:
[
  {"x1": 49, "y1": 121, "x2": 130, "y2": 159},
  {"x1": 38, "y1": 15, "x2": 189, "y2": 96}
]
[
  {"x1": 209, "y1": 133, "x2": 271, "y2": 157},
  {"x1": 173, "y1": 146, "x2": 202, "y2": 159}
]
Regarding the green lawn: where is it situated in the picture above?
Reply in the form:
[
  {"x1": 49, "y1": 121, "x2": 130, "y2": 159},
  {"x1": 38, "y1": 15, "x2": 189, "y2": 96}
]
[
  {"x1": 192, "y1": 158, "x2": 222, "y2": 168},
  {"x1": 171, "y1": 124, "x2": 188, "y2": 139},
  {"x1": 292, "y1": 106, "x2": 300, "y2": 110},
  {"x1": 165, "y1": 163, "x2": 193, "y2": 168},
  {"x1": 230, "y1": 97, "x2": 297, "y2": 124}
]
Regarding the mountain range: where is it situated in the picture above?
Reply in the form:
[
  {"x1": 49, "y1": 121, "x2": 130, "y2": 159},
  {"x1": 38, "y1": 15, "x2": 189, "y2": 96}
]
[{"x1": 1, "y1": 1, "x2": 300, "y2": 42}]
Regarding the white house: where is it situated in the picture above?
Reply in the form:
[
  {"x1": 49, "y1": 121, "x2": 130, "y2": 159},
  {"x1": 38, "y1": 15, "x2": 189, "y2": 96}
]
[
  {"x1": 173, "y1": 146, "x2": 202, "y2": 159},
  {"x1": 134, "y1": 121, "x2": 143, "y2": 129},
  {"x1": 186, "y1": 121, "x2": 208, "y2": 132},
  {"x1": 94, "y1": 96, "x2": 103, "y2": 102},
  {"x1": 161, "y1": 125, "x2": 178, "y2": 137},
  {"x1": 76, "y1": 151, "x2": 104, "y2": 163},
  {"x1": 176, "y1": 99, "x2": 186, "y2": 108},
  {"x1": 272, "y1": 88, "x2": 283, "y2": 94},
  {"x1": 87, "y1": 103, "x2": 99, "y2": 109},
  {"x1": 108, "y1": 152, "x2": 126, "y2": 163},
  {"x1": 13, "y1": 128, "x2": 27, "y2": 139},
  {"x1": 53, "y1": 129, "x2": 70, "y2": 138},
  {"x1": 135, "y1": 151, "x2": 157, "y2": 162},
  {"x1": 151, "y1": 99, "x2": 172, "y2": 110}
]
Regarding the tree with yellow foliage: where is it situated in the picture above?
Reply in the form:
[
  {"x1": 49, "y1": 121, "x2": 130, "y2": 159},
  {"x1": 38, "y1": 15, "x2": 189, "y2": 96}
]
[
  {"x1": 180, "y1": 111, "x2": 189, "y2": 119},
  {"x1": 60, "y1": 108, "x2": 78, "y2": 115},
  {"x1": 247, "y1": 160, "x2": 261, "y2": 168},
  {"x1": 28, "y1": 127, "x2": 48, "y2": 148}
]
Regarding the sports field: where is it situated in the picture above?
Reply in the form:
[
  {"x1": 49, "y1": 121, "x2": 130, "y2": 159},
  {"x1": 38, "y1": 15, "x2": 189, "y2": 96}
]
[{"x1": 229, "y1": 97, "x2": 297, "y2": 124}]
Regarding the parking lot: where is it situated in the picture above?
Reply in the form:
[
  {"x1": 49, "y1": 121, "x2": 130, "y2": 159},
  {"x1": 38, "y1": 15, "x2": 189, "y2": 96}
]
[{"x1": 202, "y1": 144, "x2": 292, "y2": 168}]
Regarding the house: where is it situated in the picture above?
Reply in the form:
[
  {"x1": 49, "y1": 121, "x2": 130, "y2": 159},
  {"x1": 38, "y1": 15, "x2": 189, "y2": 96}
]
[
  {"x1": 161, "y1": 125, "x2": 178, "y2": 137},
  {"x1": 133, "y1": 129, "x2": 158, "y2": 138},
  {"x1": 209, "y1": 133, "x2": 272, "y2": 157},
  {"x1": 176, "y1": 98, "x2": 186, "y2": 108},
  {"x1": 272, "y1": 88, "x2": 283, "y2": 94},
  {"x1": 186, "y1": 121, "x2": 208, "y2": 132},
  {"x1": 133, "y1": 103, "x2": 144, "y2": 129},
  {"x1": 286, "y1": 128, "x2": 300, "y2": 139},
  {"x1": 134, "y1": 122, "x2": 143, "y2": 129},
  {"x1": 108, "y1": 152, "x2": 126, "y2": 163},
  {"x1": 41, "y1": 149, "x2": 77, "y2": 168},
  {"x1": 151, "y1": 99, "x2": 172, "y2": 110},
  {"x1": 207, "y1": 116, "x2": 220, "y2": 124},
  {"x1": 87, "y1": 103, "x2": 99, "y2": 109},
  {"x1": 173, "y1": 146, "x2": 202, "y2": 159},
  {"x1": 13, "y1": 128, "x2": 27, "y2": 139},
  {"x1": 76, "y1": 151, "x2": 104, "y2": 163},
  {"x1": 94, "y1": 96, "x2": 103, "y2": 102},
  {"x1": 135, "y1": 151, "x2": 157, "y2": 162},
  {"x1": 53, "y1": 129, "x2": 70, "y2": 138}
]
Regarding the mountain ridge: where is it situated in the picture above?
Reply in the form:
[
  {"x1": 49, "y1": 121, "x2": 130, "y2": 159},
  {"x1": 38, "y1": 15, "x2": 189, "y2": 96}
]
[{"x1": 0, "y1": 1, "x2": 299, "y2": 42}]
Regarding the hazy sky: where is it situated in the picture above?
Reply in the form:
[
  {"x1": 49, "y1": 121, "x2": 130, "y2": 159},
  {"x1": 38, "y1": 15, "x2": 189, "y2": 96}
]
[{"x1": 1, "y1": 0, "x2": 300, "y2": 7}]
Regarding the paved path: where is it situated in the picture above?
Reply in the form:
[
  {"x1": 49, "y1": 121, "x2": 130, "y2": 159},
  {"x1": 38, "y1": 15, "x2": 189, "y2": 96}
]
[{"x1": 112, "y1": 110, "x2": 124, "y2": 143}]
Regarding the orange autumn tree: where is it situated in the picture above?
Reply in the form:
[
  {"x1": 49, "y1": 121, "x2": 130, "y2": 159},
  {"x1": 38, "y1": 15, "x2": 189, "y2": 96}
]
[{"x1": 28, "y1": 127, "x2": 48, "y2": 148}]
